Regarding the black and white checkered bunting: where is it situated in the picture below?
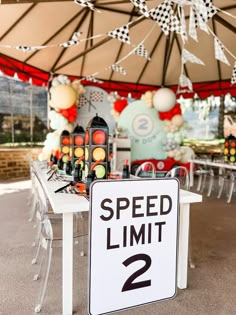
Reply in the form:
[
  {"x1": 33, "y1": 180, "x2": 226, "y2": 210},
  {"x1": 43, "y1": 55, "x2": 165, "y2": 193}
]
[
  {"x1": 60, "y1": 32, "x2": 81, "y2": 48},
  {"x1": 108, "y1": 24, "x2": 131, "y2": 44},
  {"x1": 189, "y1": 6, "x2": 198, "y2": 41},
  {"x1": 178, "y1": 6, "x2": 187, "y2": 42},
  {"x1": 193, "y1": 0, "x2": 217, "y2": 33},
  {"x1": 214, "y1": 38, "x2": 230, "y2": 66},
  {"x1": 182, "y1": 48, "x2": 205, "y2": 65},
  {"x1": 108, "y1": 64, "x2": 127, "y2": 75},
  {"x1": 149, "y1": 0, "x2": 180, "y2": 36},
  {"x1": 83, "y1": 75, "x2": 103, "y2": 84},
  {"x1": 16, "y1": 46, "x2": 37, "y2": 53},
  {"x1": 231, "y1": 62, "x2": 236, "y2": 85},
  {"x1": 130, "y1": 0, "x2": 149, "y2": 17},
  {"x1": 133, "y1": 44, "x2": 151, "y2": 60},
  {"x1": 74, "y1": 0, "x2": 100, "y2": 12}
]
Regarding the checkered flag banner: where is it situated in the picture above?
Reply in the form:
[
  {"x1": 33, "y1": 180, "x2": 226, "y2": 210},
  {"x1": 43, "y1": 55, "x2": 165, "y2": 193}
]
[
  {"x1": 130, "y1": 0, "x2": 149, "y2": 18},
  {"x1": 193, "y1": 0, "x2": 217, "y2": 33},
  {"x1": 60, "y1": 32, "x2": 81, "y2": 48},
  {"x1": 78, "y1": 95, "x2": 87, "y2": 108},
  {"x1": 15, "y1": 45, "x2": 39, "y2": 52},
  {"x1": 178, "y1": 73, "x2": 193, "y2": 92},
  {"x1": 149, "y1": 0, "x2": 180, "y2": 35},
  {"x1": 108, "y1": 64, "x2": 127, "y2": 75},
  {"x1": 182, "y1": 48, "x2": 205, "y2": 65},
  {"x1": 178, "y1": 6, "x2": 187, "y2": 42},
  {"x1": 90, "y1": 90, "x2": 104, "y2": 102},
  {"x1": 84, "y1": 75, "x2": 104, "y2": 84},
  {"x1": 214, "y1": 38, "x2": 230, "y2": 66},
  {"x1": 189, "y1": 6, "x2": 198, "y2": 41},
  {"x1": 133, "y1": 44, "x2": 151, "y2": 60},
  {"x1": 74, "y1": 0, "x2": 101, "y2": 12},
  {"x1": 108, "y1": 24, "x2": 131, "y2": 45},
  {"x1": 231, "y1": 62, "x2": 236, "y2": 85}
]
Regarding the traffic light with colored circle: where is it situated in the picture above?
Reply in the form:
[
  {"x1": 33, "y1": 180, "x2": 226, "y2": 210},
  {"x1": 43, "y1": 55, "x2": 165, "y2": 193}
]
[
  {"x1": 71, "y1": 125, "x2": 85, "y2": 170},
  {"x1": 224, "y1": 135, "x2": 236, "y2": 163},
  {"x1": 85, "y1": 114, "x2": 109, "y2": 179}
]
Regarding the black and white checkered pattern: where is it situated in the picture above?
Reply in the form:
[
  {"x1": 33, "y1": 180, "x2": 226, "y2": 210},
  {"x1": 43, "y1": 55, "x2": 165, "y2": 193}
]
[
  {"x1": 58, "y1": 186, "x2": 80, "y2": 194},
  {"x1": 108, "y1": 25, "x2": 131, "y2": 45},
  {"x1": 78, "y1": 95, "x2": 87, "y2": 108},
  {"x1": 231, "y1": 62, "x2": 236, "y2": 85},
  {"x1": 16, "y1": 45, "x2": 36, "y2": 52},
  {"x1": 133, "y1": 44, "x2": 151, "y2": 60},
  {"x1": 149, "y1": 0, "x2": 175, "y2": 35},
  {"x1": 84, "y1": 75, "x2": 103, "y2": 84},
  {"x1": 74, "y1": 0, "x2": 100, "y2": 12},
  {"x1": 130, "y1": 0, "x2": 149, "y2": 17},
  {"x1": 182, "y1": 48, "x2": 205, "y2": 65},
  {"x1": 90, "y1": 90, "x2": 104, "y2": 102},
  {"x1": 214, "y1": 38, "x2": 230, "y2": 66},
  {"x1": 193, "y1": 0, "x2": 217, "y2": 33},
  {"x1": 108, "y1": 64, "x2": 127, "y2": 75},
  {"x1": 189, "y1": 6, "x2": 198, "y2": 41},
  {"x1": 200, "y1": 0, "x2": 217, "y2": 22},
  {"x1": 60, "y1": 32, "x2": 81, "y2": 48},
  {"x1": 178, "y1": 6, "x2": 187, "y2": 41}
]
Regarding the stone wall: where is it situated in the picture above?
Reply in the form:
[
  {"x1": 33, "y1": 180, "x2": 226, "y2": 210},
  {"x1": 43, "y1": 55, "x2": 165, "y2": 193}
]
[{"x1": 0, "y1": 148, "x2": 41, "y2": 182}]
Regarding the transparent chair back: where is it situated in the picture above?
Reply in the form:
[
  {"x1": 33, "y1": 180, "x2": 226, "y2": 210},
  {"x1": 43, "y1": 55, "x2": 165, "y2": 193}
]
[
  {"x1": 165, "y1": 166, "x2": 190, "y2": 191},
  {"x1": 134, "y1": 161, "x2": 156, "y2": 178},
  {"x1": 165, "y1": 166, "x2": 195, "y2": 268}
]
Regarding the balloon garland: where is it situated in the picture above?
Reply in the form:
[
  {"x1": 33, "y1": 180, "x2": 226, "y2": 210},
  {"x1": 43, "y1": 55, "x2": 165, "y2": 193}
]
[
  {"x1": 114, "y1": 87, "x2": 195, "y2": 164},
  {"x1": 38, "y1": 74, "x2": 85, "y2": 161}
]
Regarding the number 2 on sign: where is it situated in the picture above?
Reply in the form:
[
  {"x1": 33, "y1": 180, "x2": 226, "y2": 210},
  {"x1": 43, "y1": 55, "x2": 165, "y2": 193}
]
[{"x1": 122, "y1": 253, "x2": 152, "y2": 292}]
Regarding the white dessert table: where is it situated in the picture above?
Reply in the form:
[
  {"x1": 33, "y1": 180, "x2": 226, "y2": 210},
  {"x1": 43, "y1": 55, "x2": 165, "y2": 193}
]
[{"x1": 33, "y1": 161, "x2": 202, "y2": 315}]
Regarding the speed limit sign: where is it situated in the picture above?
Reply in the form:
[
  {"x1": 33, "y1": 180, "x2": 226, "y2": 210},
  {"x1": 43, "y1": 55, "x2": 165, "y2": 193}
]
[{"x1": 88, "y1": 178, "x2": 179, "y2": 315}]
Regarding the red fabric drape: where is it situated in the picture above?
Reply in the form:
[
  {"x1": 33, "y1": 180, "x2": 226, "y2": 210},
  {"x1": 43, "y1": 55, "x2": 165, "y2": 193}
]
[{"x1": 0, "y1": 55, "x2": 235, "y2": 99}]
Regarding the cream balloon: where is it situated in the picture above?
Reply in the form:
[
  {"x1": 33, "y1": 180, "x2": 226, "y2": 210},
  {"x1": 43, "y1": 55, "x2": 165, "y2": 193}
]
[
  {"x1": 171, "y1": 114, "x2": 184, "y2": 128},
  {"x1": 50, "y1": 84, "x2": 77, "y2": 109},
  {"x1": 153, "y1": 88, "x2": 176, "y2": 112}
]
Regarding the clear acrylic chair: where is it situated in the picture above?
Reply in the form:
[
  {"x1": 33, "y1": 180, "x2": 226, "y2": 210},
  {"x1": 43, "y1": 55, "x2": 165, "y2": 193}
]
[
  {"x1": 217, "y1": 169, "x2": 236, "y2": 203},
  {"x1": 134, "y1": 161, "x2": 156, "y2": 178},
  {"x1": 31, "y1": 175, "x2": 88, "y2": 313},
  {"x1": 165, "y1": 166, "x2": 195, "y2": 269},
  {"x1": 227, "y1": 171, "x2": 236, "y2": 203},
  {"x1": 195, "y1": 162, "x2": 214, "y2": 196}
]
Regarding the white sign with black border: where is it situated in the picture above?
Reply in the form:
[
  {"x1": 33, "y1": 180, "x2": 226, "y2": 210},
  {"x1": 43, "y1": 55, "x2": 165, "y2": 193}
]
[{"x1": 88, "y1": 178, "x2": 179, "y2": 315}]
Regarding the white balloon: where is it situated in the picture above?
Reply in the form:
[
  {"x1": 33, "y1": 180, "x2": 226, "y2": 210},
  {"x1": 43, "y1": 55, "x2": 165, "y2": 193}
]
[
  {"x1": 153, "y1": 88, "x2": 176, "y2": 112},
  {"x1": 44, "y1": 131, "x2": 60, "y2": 150},
  {"x1": 180, "y1": 146, "x2": 195, "y2": 163}
]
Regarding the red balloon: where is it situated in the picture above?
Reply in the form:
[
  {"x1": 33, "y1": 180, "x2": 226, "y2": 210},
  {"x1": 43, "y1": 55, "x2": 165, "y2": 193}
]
[
  {"x1": 58, "y1": 104, "x2": 77, "y2": 121},
  {"x1": 114, "y1": 98, "x2": 128, "y2": 113},
  {"x1": 158, "y1": 103, "x2": 182, "y2": 120}
]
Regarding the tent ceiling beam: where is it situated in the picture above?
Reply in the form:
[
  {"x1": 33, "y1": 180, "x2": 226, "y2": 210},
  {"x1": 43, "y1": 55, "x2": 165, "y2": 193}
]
[
  {"x1": 175, "y1": 34, "x2": 189, "y2": 79},
  {"x1": 212, "y1": 18, "x2": 222, "y2": 82},
  {"x1": 80, "y1": 11, "x2": 94, "y2": 76},
  {"x1": 137, "y1": 29, "x2": 163, "y2": 85},
  {"x1": 0, "y1": 3, "x2": 36, "y2": 41},
  {"x1": 24, "y1": 8, "x2": 87, "y2": 64},
  {"x1": 214, "y1": 14, "x2": 236, "y2": 33},
  {"x1": 109, "y1": 6, "x2": 136, "y2": 81},
  {"x1": 50, "y1": 9, "x2": 89, "y2": 72}
]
